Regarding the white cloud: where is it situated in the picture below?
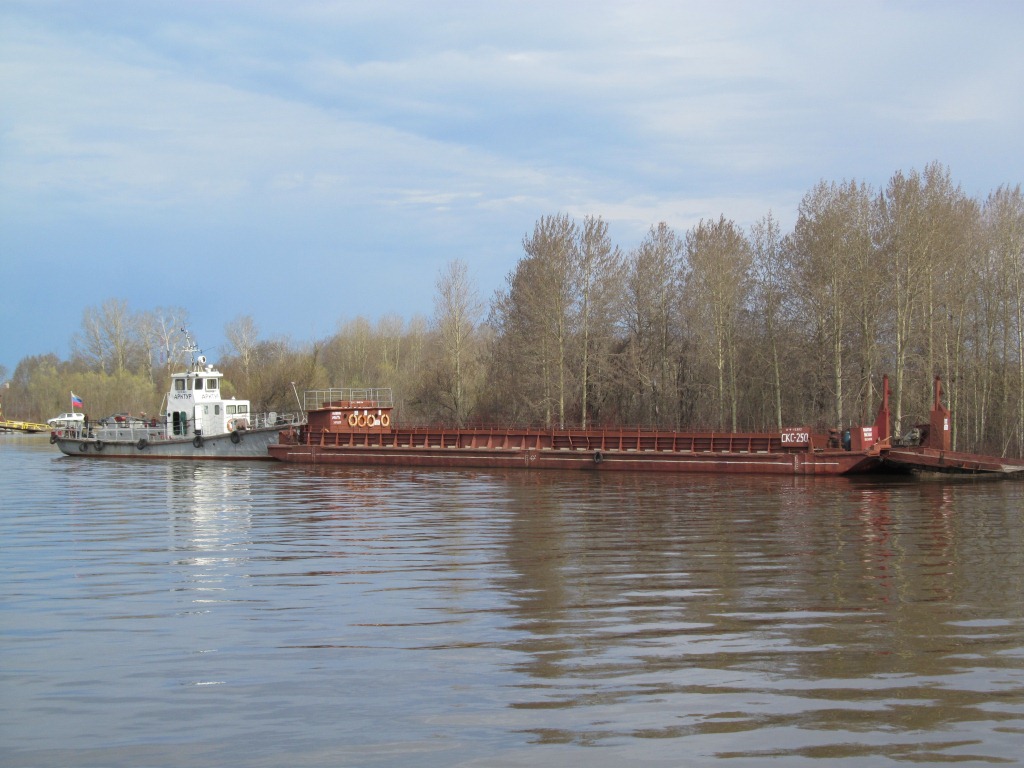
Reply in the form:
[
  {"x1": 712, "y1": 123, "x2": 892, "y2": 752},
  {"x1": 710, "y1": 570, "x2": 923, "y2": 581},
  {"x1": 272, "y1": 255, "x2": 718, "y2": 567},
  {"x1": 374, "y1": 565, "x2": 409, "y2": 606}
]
[
  {"x1": 1, "y1": 0, "x2": 1022, "y2": 369},
  {"x1": 1, "y1": 25, "x2": 557, "y2": 217}
]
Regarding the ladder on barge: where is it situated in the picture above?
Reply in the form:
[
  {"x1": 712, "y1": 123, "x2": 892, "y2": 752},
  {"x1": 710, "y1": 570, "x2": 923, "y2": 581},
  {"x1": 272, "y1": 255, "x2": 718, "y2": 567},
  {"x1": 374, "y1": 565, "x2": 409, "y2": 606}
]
[
  {"x1": 0, "y1": 418, "x2": 50, "y2": 434},
  {"x1": 0, "y1": 399, "x2": 49, "y2": 433}
]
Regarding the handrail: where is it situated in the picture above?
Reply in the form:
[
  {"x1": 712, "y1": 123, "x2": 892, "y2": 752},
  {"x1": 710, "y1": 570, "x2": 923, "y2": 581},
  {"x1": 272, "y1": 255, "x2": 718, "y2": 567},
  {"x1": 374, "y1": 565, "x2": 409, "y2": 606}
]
[
  {"x1": 52, "y1": 411, "x2": 303, "y2": 441},
  {"x1": 303, "y1": 388, "x2": 394, "y2": 411}
]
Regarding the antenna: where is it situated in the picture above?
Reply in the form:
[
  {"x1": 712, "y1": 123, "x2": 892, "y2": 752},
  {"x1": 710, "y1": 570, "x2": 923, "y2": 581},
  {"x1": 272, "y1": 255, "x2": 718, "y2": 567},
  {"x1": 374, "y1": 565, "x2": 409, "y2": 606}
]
[{"x1": 180, "y1": 328, "x2": 201, "y2": 367}]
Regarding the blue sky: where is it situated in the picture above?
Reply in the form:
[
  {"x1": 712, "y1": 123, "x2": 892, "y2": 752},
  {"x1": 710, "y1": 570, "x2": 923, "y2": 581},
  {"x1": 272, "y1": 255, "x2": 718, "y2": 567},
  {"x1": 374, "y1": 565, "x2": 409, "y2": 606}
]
[{"x1": 2, "y1": 1, "x2": 1023, "y2": 375}]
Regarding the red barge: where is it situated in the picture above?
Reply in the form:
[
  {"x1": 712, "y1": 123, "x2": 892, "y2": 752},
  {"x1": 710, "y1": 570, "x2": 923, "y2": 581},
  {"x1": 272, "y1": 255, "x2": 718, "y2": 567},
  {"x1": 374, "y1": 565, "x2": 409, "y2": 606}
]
[{"x1": 270, "y1": 377, "x2": 1024, "y2": 477}]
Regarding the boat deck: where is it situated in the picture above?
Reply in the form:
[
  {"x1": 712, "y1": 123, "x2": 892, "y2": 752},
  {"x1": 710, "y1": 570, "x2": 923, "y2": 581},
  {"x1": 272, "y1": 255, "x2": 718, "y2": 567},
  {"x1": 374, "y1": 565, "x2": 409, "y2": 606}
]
[{"x1": 881, "y1": 446, "x2": 1024, "y2": 475}]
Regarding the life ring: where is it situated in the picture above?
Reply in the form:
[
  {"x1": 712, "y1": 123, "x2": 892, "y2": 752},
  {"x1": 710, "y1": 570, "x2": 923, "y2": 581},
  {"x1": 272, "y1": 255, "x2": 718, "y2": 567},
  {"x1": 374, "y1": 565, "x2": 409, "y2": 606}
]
[
  {"x1": 226, "y1": 418, "x2": 236, "y2": 431},
  {"x1": 230, "y1": 431, "x2": 241, "y2": 444},
  {"x1": 381, "y1": 413, "x2": 390, "y2": 428},
  {"x1": 137, "y1": 438, "x2": 148, "y2": 450},
  {"x1": 348, "y1": 413, "x2": 358, "y2": 428},
  {"x1": 193, "y1": 436, "x2": 204, "y2": 448},
  {"x1": 357, "y1": 414, "x2": 367, "y2": 428},
  {"x1": 593, "y1": 450, "x2": 603, "y2": 464},
  {"x1": 94, "y1": 440, "x2": 104, "y2": 451},
  {"x1": 79, "y1": 442, "x2": 89, "y2": 452}
]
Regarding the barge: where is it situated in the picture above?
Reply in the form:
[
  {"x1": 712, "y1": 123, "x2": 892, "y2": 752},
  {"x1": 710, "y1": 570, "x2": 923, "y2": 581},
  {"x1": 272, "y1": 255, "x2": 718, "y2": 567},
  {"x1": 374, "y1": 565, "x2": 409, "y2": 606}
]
[
  {"x1": 877, "y1": 378, "x2": 1024, "y2": 475},
  {"x1": 269, "y1": 389, "x2": 879, "y2": 475},
  {"x1": 269, "y1": 377, "x2": 1024, "y2": 476}
]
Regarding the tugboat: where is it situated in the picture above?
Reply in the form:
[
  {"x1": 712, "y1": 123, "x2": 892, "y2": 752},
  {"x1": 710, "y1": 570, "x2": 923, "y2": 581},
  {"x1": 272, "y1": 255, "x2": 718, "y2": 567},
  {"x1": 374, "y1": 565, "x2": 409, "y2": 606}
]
[{"x1": 50, "y1": 331, "x2": 300, "y2": 460}]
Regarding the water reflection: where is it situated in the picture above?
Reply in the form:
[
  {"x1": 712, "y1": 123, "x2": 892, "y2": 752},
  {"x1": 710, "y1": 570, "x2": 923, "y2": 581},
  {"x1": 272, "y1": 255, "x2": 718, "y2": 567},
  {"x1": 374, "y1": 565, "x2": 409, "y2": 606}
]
[
  {"x1": 166, "y1": 462, "x2": 255, "y2": 552},
  {"x1": 487, "y1": 473, "x2": 1024, "y2": 761},
  {"x1": 3, "y1": 440, "x2": 1024, "y2": 767}
]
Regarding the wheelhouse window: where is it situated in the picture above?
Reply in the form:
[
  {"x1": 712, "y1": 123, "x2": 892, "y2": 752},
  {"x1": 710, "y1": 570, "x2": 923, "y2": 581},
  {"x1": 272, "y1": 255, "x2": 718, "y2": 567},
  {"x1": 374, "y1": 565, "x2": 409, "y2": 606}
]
[
  {"x1": 175, "y1": 379, "x2": 185, "y2": 391},
  {"x1": 206, "y1": 378, "x2": 218, "y2": 391},
  {"x1": 194, "y1": 378, "x2": 204, "y2": 390}
]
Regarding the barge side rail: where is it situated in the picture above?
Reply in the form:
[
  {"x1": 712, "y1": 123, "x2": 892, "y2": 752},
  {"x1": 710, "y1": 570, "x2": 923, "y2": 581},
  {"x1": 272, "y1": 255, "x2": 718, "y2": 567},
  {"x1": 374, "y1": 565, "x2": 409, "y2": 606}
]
[
  {"x1": 304, "y1": 388, "x2": 394, "y2": 412},
  {"x1": 302, "y1": 426, "x2": 796, "y2": 453}
]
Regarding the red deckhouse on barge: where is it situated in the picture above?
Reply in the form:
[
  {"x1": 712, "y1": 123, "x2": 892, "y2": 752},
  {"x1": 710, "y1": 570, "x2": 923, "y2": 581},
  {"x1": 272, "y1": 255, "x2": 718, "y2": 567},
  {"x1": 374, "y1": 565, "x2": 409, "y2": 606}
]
[{"x1": 269, "y1": 377, "x2": 1024, "y2": 477}]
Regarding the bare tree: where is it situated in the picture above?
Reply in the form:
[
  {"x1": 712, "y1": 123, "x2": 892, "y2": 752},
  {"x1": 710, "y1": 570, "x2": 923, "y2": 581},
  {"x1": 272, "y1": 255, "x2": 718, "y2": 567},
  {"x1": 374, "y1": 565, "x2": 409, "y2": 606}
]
[
  {"x1": 488, "y1": 214, "x2": 578, "y2": 426},
  {"x1": 875, "y1": 169, "x2": 934, "y2": 434},
  {"x1": 73, "y1": 299, "x2": 143, "y2": 376},
  {"x1": 749, "y1": 212, "x2": 788, "y2": 429},
  {"x1": 138, "y1": 306, "x2": 190, "y2": 381},
  {"x1": 984, "y1": 185, "x2": 1024, "y2": 455},
  {"x1": 685, "y1": 216, "x2": 753, "y2": 431},
  {"x1": 841, "y1": 182, "x2": 883, "y2": 424},
  {"x1": 790, "y1": 180, "x2": 872, "y2": 428},
  {"x1": 622, "y1": 223, "x2": 686, "y2": 426},
  {"x1": 430, "y1": 259, "x2": 484, "y2": 425},
  {"x1": 224, "y1": 315, "x2": 260, "y2": 395},
  {"x1": 377, "y1": 314, "x2": 406, "y2": 382},
  {"x1": 574, "y1": 216, "x2": 624, "y2": 428}
]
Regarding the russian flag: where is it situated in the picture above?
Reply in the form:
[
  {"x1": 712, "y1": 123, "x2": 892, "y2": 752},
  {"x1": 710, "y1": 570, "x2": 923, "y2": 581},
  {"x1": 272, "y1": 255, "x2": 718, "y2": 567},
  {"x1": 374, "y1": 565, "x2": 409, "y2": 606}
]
[{"x1": 71, "y1": 392, "x2": 83, "y2": 409}]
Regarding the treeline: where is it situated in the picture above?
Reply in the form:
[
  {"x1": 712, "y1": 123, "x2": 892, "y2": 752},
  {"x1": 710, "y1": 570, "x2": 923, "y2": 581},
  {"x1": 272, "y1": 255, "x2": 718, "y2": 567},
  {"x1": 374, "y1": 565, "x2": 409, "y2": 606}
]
[{"x1": 4, "y1": 162, "x2": 1024, "y2": 457}]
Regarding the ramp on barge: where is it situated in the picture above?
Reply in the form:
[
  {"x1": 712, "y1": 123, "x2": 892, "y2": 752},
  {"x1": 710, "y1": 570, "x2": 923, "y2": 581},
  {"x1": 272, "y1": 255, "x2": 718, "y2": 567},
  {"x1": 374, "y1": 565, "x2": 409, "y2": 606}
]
[
  {"x1": 0, "y1": 418, "x2": 49, "y2": 434},
  {"x1": 876, "y1": 377, "x2": 1024, "y2": 475},
  {"x1": 881, "y1": 446, "x2": 1024, "y2": 475}
]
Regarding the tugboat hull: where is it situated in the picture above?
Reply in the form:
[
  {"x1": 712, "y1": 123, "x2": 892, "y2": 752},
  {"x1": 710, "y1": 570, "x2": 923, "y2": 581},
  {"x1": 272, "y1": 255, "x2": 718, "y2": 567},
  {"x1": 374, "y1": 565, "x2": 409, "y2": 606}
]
[{"x1": 54, "y1": 426, "x2": 283, "y2": 460}]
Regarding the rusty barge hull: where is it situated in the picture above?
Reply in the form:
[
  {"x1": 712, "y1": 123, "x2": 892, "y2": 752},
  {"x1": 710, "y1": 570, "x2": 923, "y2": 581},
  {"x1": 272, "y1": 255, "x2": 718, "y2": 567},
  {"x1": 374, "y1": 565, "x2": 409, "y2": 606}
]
[
  {"x1": 882, "y1": 447, "x2": 1024, "y2": 476},
  {"x1": 268, "y1": 426, "x2": 882, "y2": 475},
  {"x1": 268, "y1": 378, "x2": 1024, "y2": 478}
]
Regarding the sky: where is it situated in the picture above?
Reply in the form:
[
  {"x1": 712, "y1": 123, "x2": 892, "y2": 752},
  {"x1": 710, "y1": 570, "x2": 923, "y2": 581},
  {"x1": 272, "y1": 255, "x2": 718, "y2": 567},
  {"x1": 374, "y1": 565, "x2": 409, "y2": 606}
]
[{"x1": 2, "y1": 0, "x2": 1023, "y2": 376}]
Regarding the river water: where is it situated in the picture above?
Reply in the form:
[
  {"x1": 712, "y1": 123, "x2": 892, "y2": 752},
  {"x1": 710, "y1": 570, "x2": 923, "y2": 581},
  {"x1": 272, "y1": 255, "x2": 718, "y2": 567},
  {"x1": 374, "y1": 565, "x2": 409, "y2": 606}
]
[{"x1": 3, "y1": 436, "x2": 1024, "y2": 767}]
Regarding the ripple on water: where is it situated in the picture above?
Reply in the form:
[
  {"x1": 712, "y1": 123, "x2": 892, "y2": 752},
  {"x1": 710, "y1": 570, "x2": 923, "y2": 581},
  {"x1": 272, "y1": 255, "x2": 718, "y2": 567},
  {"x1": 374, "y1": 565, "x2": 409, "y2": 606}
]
[{"x1": 2, "y1": 441, "x2": 1024, "y2": 766}]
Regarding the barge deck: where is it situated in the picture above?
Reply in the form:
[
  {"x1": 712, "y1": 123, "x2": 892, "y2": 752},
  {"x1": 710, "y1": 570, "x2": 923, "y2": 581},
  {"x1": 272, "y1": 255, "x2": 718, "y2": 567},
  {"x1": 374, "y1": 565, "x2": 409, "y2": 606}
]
[
  {"x1": 269, "y1": 385, "x2": 883, "y2": 476},
  {"x1": 268, "y1": 378, "x2": 1024, "y2": 477}
]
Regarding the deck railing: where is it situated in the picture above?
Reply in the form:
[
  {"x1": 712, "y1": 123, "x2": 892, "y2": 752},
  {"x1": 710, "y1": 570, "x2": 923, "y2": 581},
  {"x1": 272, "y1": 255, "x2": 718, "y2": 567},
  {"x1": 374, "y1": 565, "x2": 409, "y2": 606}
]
[
  {"x1": 297, "y1": 425, "x2": 807, "y2": 453},
  {"x1": 52, "y1": 411, "x2": 302, "y2": 441},
  {"x1": 303, "y1": 388, "x2": 394, "y2": 411}
]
